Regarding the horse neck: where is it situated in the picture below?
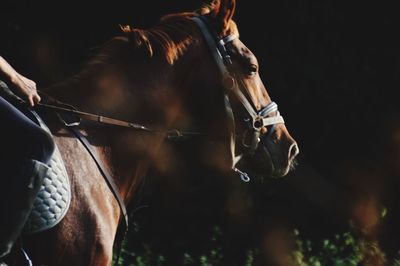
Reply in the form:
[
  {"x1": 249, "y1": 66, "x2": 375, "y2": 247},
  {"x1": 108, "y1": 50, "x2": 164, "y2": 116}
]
[
  {"x1": 48, "y1": 64, "x2": 132, "y2": 116},
  {"x1": 48, "y1": 53, "x2": 181, "y2": 207},
  {"x1": 46, "y1": 35, "x2": 231, "y2": 207}
]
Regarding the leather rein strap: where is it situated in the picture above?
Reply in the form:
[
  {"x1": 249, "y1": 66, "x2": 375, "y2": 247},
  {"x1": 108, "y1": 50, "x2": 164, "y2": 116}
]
[
  {"x1": 68, "y1": 127, "x2": 129, "y2": 230},
  {"x1": 37, "y1": 102, "x2": 203, "y2": 139}
]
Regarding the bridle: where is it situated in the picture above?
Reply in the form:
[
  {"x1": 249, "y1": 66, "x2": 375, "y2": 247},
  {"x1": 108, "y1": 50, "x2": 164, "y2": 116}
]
[{"x1": 191, "y1": 16, "x2": 285, "y2": 182}]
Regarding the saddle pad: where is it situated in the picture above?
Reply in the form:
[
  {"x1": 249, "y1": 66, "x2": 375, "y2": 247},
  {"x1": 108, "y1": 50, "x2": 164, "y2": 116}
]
[{"x1": 24, "y1": 115, "x2": 71, "y2": 234}]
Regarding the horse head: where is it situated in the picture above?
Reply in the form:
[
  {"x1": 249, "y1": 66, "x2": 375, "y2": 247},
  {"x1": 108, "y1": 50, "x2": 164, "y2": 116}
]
[
  {"x1": 122, "y1": 0, "x2": 298, "y2": 180},
  {"x1": 196, "y1": 0, "x2": 299, "y2": 179}
]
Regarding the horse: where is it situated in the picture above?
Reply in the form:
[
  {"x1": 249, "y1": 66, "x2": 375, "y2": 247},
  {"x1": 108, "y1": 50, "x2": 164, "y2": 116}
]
[{"x1": 14, "y1": 0, "x2": 299, "y2": 265}]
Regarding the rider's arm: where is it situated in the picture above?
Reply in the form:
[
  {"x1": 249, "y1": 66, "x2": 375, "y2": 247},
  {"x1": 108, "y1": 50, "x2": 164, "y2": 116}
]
[{"x1": 0, "y1": 55, "x2": 41, "y2": 107}]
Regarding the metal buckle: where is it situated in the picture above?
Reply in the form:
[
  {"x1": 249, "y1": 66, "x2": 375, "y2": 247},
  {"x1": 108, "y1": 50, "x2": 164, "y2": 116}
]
[{"x1": 57, "y1": 113, "x2": 81, "y2": 127}]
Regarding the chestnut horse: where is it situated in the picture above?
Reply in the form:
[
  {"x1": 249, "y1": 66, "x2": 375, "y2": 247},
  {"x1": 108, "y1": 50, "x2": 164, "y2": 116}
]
[{"x1": 21, "y1": 0, "x2": 298, "y2": 265}]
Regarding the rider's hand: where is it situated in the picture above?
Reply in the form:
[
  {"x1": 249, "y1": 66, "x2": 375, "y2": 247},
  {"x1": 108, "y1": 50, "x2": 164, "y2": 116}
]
[
  {"x1": 0, "y1": 56, "x2": 41, "y2": 107},
  {"x1": 10, "y1": 72, "x2": 41, "y2": 107}
]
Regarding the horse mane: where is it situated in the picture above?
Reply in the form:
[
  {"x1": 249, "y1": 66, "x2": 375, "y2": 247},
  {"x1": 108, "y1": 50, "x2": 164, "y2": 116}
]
[
  {"x1": 90, "y1": 0, "x2": 238, "y2": 66},
  {"x1": 121, "y1": 12, "x2": 200, "y2": 65},
  {"x1": 47, "y1": 1, "x2": 240, "y2": 115}
]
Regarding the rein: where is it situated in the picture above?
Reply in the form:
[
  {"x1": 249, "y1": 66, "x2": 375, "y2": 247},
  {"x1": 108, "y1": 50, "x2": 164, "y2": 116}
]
[{"x1": 36, "y1": 102, "x2": 205, "y2": 139}]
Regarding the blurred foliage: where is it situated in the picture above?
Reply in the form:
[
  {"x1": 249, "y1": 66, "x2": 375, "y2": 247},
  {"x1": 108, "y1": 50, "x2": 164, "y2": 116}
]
[
  {"x1": 293, "y1": 230, "x2": 386, "y2": 266},
  {"x1": 114, "y1": 226, "x2": 394, "y2": 266}
]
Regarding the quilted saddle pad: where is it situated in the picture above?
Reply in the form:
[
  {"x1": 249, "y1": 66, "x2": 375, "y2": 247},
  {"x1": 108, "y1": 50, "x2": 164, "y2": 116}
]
[{"x1": 24, "y1": 114, "x2": 71, "y2": 234}]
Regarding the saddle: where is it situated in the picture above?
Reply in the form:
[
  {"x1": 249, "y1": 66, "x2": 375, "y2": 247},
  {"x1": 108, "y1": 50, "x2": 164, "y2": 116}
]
[{"x1": 0, "y1": 82, "x2": 71, "y2": 234}]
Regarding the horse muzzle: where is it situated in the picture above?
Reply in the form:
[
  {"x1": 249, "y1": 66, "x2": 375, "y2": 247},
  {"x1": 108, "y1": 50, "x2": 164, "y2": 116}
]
[{"x1": 248, "y1": 128, "x2": 299, "y2": 179}]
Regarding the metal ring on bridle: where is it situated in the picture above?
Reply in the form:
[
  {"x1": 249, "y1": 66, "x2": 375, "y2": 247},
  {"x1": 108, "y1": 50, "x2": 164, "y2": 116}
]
[{"x1": 253, "y1": 117, "x2": 264, "y2": 130}]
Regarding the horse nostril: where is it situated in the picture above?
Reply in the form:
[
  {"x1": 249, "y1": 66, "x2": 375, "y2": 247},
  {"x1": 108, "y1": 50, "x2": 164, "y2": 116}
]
[{"x1": 288, "y1": 143, "x2": 299, "y2": 160}]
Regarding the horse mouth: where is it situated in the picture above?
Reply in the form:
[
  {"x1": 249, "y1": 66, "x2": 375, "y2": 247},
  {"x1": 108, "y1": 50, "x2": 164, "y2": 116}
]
[
  {"x1": 250, "y1": 145, "x2": 298, "y2": 179},
  {"x1": 270, "y1": 157, "x2": 298, "y2": 178}
]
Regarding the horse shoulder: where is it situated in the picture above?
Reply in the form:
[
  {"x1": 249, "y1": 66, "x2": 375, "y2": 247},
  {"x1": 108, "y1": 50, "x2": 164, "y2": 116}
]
[{"x1": 26, "y1": 128, "x2": 120, "y2": 266}]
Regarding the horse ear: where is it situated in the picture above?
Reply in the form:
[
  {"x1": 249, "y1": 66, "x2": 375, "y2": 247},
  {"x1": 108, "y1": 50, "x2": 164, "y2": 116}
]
[
  {"x1": 215, "y1": 0, "x2": 236, "y2": 32},
  {"x1": 199, "y1": 0, "x2": 236, "y2": 33}
]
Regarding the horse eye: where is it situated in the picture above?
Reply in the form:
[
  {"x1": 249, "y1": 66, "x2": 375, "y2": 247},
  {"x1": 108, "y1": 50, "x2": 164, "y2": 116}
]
[{"x1": 247, "y1": 64, "x2": 258, "y2": 76}]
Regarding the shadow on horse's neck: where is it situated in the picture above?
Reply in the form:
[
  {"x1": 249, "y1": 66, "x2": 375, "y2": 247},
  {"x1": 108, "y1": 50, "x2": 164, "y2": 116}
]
[
  {"x1": 46, "y1": 37, "x2": 185, "y2": 205},
  {"x1": 50, "y1": 40, "x2": 165, "y2": 118}
]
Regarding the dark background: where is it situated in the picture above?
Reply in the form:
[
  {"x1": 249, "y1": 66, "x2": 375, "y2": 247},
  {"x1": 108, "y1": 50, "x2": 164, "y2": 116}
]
[{"x1": 1, "y1": 0, "x2": 399, "y2": 264}]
